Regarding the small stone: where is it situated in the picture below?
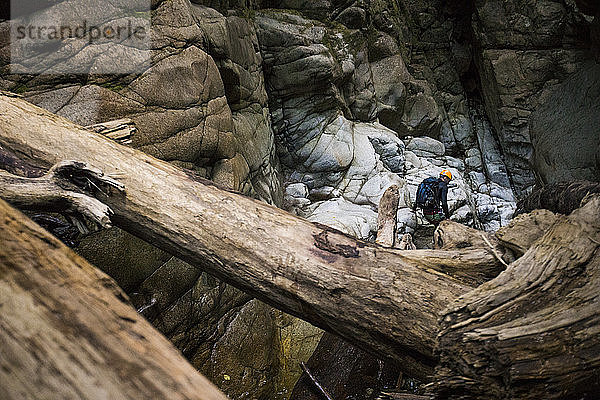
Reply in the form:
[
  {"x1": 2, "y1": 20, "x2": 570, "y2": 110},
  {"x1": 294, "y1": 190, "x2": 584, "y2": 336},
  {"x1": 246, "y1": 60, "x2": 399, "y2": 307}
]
[{"x1": 285, "y1": 183, "x2": 309, "y2": 198}]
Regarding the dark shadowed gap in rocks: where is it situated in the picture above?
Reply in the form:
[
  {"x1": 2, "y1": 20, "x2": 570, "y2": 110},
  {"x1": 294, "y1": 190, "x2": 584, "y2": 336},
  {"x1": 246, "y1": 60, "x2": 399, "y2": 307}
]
[{"x1": 289, "y1": 333, "x2": 405, "y2": 400}]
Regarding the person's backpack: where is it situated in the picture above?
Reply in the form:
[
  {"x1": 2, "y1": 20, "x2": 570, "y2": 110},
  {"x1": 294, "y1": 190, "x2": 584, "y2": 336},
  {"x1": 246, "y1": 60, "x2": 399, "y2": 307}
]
[{"x1": 415, "y1": 177, "x2": 439, "y2": 209}]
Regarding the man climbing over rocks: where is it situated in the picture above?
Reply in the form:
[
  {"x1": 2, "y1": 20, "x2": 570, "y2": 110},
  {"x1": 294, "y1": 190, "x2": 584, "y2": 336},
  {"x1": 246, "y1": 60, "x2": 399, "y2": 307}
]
[{"x1": 414, "y1": 169, "x2": 452, "y2": 226}]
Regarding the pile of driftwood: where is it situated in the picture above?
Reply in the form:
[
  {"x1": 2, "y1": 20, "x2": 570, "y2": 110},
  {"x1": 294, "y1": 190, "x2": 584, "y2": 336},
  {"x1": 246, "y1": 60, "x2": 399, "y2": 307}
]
[{"x1": 0, "y1": 93, "x2": 598, "y2": 399}]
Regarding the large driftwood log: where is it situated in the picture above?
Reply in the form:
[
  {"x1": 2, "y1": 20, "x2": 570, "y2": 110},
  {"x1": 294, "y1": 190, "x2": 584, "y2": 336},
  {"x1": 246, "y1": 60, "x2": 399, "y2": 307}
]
[
  {"x1": 0, "y1": 199, "x2": 227, "y2": 400},
  {"x1": 4, "y1": 94, "x2": 598, "y2": 398},
  {"x1": 495, "y1": 209, "x2": 560, "y2": 257},
  {"x1": 433, "y1": 196, "x2": 600, "y2": 399},
  {"x1": 0, "y1": 93, "x2": 480, "y2": 379}
]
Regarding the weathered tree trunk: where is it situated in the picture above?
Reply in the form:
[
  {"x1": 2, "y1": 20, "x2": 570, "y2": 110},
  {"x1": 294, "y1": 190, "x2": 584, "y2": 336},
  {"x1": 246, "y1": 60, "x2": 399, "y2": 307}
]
[
  {"x1": 433, "y1": 196, "x2": 600, "y2": 399},
  {"x1": 376, "y1": 184, "x2": 399, "y2": 248},
  {"x1": 0, "y1": 199, "x2": 227, "y2": 400},
  {"x1": 429, "y1": 220, "x2": 514, "y2": 284},
  {"x1": 0, "y1": 92, "x2": 479, "y2": 379},
  {"x1": 495, "y1": 209, "x2": 560, "y2": 257},
  {"x1": 434, "y1": 220, "x2": 503, "y2": 251},
  {"x1": 396, "y1": 233, "x2": 417, "y2": 250}
]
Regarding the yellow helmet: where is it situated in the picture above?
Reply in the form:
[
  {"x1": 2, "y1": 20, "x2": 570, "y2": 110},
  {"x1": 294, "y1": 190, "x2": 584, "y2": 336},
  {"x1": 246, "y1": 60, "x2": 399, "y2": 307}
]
[{"x1": 440, "y1": 169, "x2": 452, "y2": 180}]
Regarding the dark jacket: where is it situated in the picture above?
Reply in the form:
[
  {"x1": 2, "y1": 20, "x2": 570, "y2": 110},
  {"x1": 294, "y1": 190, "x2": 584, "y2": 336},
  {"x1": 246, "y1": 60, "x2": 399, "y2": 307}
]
[{"x1": 436, "y1": 178, "x2": 450, "y2": 218}]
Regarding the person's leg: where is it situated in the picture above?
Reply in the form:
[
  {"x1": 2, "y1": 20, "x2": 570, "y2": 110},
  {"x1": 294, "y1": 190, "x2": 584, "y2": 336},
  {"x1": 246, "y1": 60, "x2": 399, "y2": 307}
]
[
  {"x1": 425, "y1": 211, "x2": 446, "y2": 227},
  {"x1": 432, "y1": 212, "x2": 446, "y2": 224},
  {"x1": 423, "y1": 213, "x2": 436, "y2": 225}
]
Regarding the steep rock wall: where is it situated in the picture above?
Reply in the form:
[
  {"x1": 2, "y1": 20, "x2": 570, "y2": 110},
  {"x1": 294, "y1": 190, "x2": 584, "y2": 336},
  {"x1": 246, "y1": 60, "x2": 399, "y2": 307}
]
[
  {"x1": 471, "y1": 0, "x2": 596, "y2": 195},
  {"x1": 254, "y1": 3, "x2": 516, "y2": 234}
]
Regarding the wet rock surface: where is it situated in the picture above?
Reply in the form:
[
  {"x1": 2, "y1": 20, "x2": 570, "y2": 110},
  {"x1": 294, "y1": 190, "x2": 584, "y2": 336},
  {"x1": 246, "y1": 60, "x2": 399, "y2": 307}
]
[
  {"x1": 290, "y1": 333, "x2": 400, "y2": 400},
  {"x1": 530, "y1": 60, "x2": 600, "y2": 184}
]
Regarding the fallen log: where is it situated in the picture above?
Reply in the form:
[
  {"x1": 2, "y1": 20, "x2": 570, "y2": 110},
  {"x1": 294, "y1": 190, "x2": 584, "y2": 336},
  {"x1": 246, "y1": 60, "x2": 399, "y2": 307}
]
[
  {"x1": 428, "y1": 220, "x2": 514, "y2": 285},
  {"x1": 0, "y1": 144, "x2": 45, "y2": 177},
  {"x1": 1, "y1": 95, "x2": 599, "y2": 398},
  {"x1": 397, "y1": 248, "x2": 505, "y2": 287},
  {"x1": 0, "y1": 92, "x2": 475, "y2": 379},
  {"x1": 434, "y1": 196, "x2": 600, "y2": 399},
  {"x1": 434, "y1": 220, "x2": 501, "y2": 251},
  {"x1": 0, "y1": 199, "x2": 227, "y2": 400}
]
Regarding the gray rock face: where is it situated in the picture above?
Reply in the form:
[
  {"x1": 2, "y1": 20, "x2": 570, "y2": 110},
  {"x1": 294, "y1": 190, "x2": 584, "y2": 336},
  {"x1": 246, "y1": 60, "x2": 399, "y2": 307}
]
[
  {"x1": 472, "y1": 0, "x2": 594, "y2": 195},
  {"x1": 281, "y1": 116, "x2": 516, "y2": 236},
  {"x1": 406, "y1": 136, "x2": 446, "y2": 157},
  {"x1": 195, "y1": 5, "x2": 281, "y2": 203},
  {"x1": 252, "y1": 5, "x2": 518, "y2": 238},
  {"x1": 397, "y1": 92, "x2": 442, "y2": 138},
  {"x1": 128, "y1": 45, "x2": 236, "y2": 168},
  {"x1": 530, "y1": 60, "x2": 600, "y2": 184},
  {"x1": 308, "y1": 198, "x2": 379, "y2": 240},
  {"x1": 255, "y1": 11, "x2": 345, "y2": 171}
]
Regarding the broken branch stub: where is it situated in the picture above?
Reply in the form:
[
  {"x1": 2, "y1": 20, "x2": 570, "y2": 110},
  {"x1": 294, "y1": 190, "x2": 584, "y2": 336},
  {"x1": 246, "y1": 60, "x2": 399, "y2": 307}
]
[
  {"x1": 376, "y1": 184, "x2": 399, "y2": 248},
  {"x1": 0, "y1": 160, "x2": 124, "y2": 232}
]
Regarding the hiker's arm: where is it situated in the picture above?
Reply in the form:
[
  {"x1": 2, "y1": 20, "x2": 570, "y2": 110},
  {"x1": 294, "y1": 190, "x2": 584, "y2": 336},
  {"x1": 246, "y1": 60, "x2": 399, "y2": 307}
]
[{"x1": 441, "y1": 184, "x2": 450, "y2": 218}]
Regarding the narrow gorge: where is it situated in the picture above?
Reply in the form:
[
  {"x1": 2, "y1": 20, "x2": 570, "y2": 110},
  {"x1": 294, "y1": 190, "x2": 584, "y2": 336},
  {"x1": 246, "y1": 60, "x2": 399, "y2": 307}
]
[{"x1": 0, "y1": 0, "x2": 598, "y2": 399}]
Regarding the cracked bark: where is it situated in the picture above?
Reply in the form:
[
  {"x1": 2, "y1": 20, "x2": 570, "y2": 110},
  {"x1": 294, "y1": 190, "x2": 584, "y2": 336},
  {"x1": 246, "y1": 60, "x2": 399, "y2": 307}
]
[
  {"x1": 433, "y1": 196, "x2": 600, "y2": 399},
  {"x1": 0, "y1": 198, "x2": 227, "y2": 400}
]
